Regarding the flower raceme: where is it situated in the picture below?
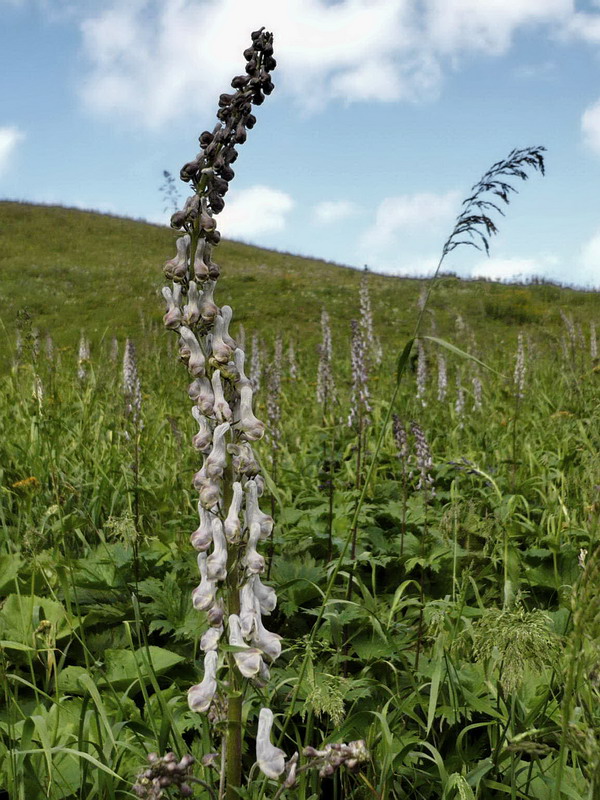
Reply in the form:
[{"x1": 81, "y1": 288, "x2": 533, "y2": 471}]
[{"x1": 159, "y1": 27, "x2": 294, "y2": 792}]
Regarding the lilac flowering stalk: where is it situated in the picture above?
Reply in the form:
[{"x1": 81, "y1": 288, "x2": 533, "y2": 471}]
[
  {"x1": 348, "y1": 320, "x2": 370, "y2": 429},
  {"x1": 77, "y1": 332, "x2": 90, "y2": 383},
  {"x1": 359, "y1": 273, "x2": 382, "y2": 366},
  {"x1": 316, "y1": 309, "x2": 335, "y2": 412},
  {"x1": 415, "y1": 339, "x2": 427, "y2": 406},
  {"x1": 513, "y1": 332, "x2": 526, "y2": 401},
  {"x1": 159, "y1": 29, "x2": 287, "y2": 799},
  {"x1": 436, "y1": 351, "x2": 447, "y2": 402}
]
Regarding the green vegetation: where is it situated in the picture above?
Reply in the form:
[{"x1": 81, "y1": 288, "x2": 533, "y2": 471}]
[
  {"x1": 1, "y1": 203, "x2": 600, "y2": 797},
  {"x1": 1, "y1": 201, "x2": 599, "y2": 364}
]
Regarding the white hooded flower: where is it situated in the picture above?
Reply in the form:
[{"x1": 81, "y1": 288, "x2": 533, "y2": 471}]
[
  {"x1": 205, "y1": 422, "x2": 230, "y2": 480},
  {"x1": 256, "y1": 708, "x2": 286, "y2": 779},
  {"x1": 179, "y1": 325, "x2": 206, "y2": 377},
  {"x1": 244, "y1": 522, "x2": 265, "y2": 574},
  {"x1": 224, "y1": 481, "x2": 243, "y2": 543},
  {"x1": 239, "y1": 579, "x2": 259, "y2": 638},
  {"x1": 253, "y1": 574, "x2": 277, "y2": 615},
  {"x1": 200, "y1": 624, "x2": 224, "y2": 652},
  {"x1": 245, "y1": 480, "x2": 274, "y2": 540},
  {"x1": 251, "y1": 607, "x2": 282, "y2": 662},
  {"x1": 192, "y1": 553, "x2": 218, "y2": 611},
  {"x1": 187, "y1": 650, "x2": 218, "y2": 713},
  {"x1": 162, "y1": 285, "x2": 183, "y2": 330},
  {"x1": 228, "y1": 614, "x2": 263, "y2": 678},
  {"x1": 191, "y1": 406, "x2": 213, "y2": 453},
  {"x1": 211, "y1": 370, "x2": 233, "y2": 423},
  {"x1": 190, "y1": 505, "x2": 214, "y2": 551},
  {"x1": 206, "y1": 517, "x2": 228, "y2": 582}
]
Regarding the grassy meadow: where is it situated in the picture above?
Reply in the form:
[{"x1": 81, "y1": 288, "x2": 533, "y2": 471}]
[{"x1": 1, "y1": 201, "x2": 600, "y2": 798}]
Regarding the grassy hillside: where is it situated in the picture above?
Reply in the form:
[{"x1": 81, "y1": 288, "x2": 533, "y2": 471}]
[{"x1": 1, "y1": 201, "x2": 599, "y2": 363}]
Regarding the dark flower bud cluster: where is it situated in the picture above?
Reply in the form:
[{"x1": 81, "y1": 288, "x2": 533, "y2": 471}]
[
  {"x1": 171, "y1": 27, "x2": 275, "y2": 229},
  {"x1": 302, "y1": 740, "x2": 369, "y2": 778},
  {"x1": 133, "y1": 752, "x2": 195, "y2": 799}
]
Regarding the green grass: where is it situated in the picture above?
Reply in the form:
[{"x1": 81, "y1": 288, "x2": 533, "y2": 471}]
[
  {"x1": 2, "y1": 201, "x2": 600, "y2": 799},
  {"x1": 1, "y1": 201, "x2": 599, "y2": 365}
]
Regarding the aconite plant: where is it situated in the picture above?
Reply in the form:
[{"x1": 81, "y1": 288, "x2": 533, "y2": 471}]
[{"x1": 160, "y1": 28, "x2": 286, "y2": 799}]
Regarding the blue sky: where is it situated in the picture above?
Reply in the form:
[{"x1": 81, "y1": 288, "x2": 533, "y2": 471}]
[{"x1": 3, "y1": 0, "x2": 600, "y2": 287}]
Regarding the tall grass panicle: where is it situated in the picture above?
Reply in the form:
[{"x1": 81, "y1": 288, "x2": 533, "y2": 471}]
[{"x1": 159, "y1": 28, "x2": 289, "y2": 797}]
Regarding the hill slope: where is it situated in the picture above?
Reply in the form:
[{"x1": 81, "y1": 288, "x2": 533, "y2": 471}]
[{"x1": 0, "y1": 201, "x2": 598, "y2": 361}]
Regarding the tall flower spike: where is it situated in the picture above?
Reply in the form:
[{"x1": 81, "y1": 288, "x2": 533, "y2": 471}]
[
  {"x1": 359, "y1": 272, "x2": 382, "y2": 366},
  {"x1": 437, "y1": 351, "x2": 447, "y2": 402},
  {"x1": 514, "y1": 332, "x2": 526, "y2": 400},
  {"x1": 123, "y1": 339, "x2": 143, "y2": 428},
  {"x1": 416, "y1": 338, "x2": 427, "y2": 406},
  {"x1": 348, "y1": 320, "x2": 370, "y2": 428},
  {"x1": 317, "y1": 309, "x2": 335, "y2": 407},
  {"x1": 161, "y1": 30, "x2": 280, "y2": 797}
]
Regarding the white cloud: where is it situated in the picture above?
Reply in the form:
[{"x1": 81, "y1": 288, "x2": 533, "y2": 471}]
[
  {"x1": 577, "y1": 230, "x2": 600, "y2": 288},
  {"x1": 218, "y1": 184, "x2": 293, "y2": 239},
  {"x1": 582, "y1": 99, "x2": 600, "y2": 155},
  {"x1": 313, "y1": 200, "x2": 359, "y2": 225},
  {"x1": 0, "y1": 126, "x2": 24, "y2": 174},
  {"x1": 424, "y1": 0, "x2": 572, "y2": 56},
  {"x1": 360, "y1": 190, "x2": 459, "y2": 251},
  {"x1": 77, "y1": 0, "x2": 572, "y2": 127}
]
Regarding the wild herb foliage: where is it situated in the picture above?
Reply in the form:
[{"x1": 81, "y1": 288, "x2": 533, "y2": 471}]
[
  {"x1": 3, "y1": 34, "x2": 600, "y2": 800},
  {"x1": 2, "y1": 286, "x2": 600, "y2": 798}
]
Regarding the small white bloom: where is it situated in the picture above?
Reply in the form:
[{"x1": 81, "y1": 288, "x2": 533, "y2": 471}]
[
  {"x1": 256, "y1": 708, "x2": 286, "y2": 779},
  {"x1": 187, "y1": 650, "x2": 218, "y2": 713}
]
